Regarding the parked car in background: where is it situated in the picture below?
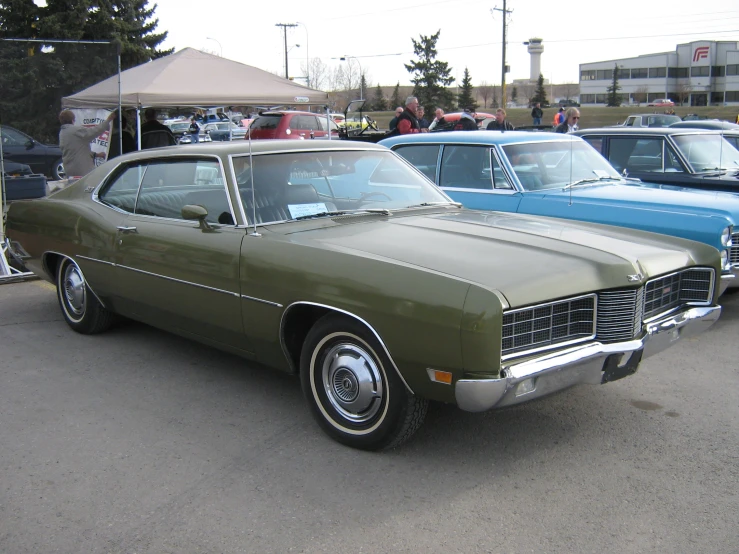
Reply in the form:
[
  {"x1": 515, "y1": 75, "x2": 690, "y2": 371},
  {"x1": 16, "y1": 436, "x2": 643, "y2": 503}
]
[
  {"x1": 669, "y1": 120, "x2": 739, "y2": 131},
  {"x1": 682, "y1": 114, "x2": 710, "y2": 121},
  {"x1": 0, "y1": 124, "x2": 64, "y2": 180},
  {"x1": 616, "y1": 114, "x2": 681, "y2": 128},
  {"x1": 166, "y1": 121, "x2": 211, "y2": 144},
  {"x1": 4, "y1": 141, "x2": 722, "y2": 449},
  {"x1": 202, "y1": 121, "x2": 248, "y2": 141},
  {"x1": 574, "y1": 127, "x2": 739, "y2": 193},
  {"x1": 647, "y1": 99, "x2": 675, "y2": 107},
  {"x1": 382, "y1": 130, "x2": 738, "y2": 291},
  {"x1": 431, "y1": 112, "x2": 496, "y2": 131},
  {"x1": 248, "y1": 111, "x2": 337, "y2": 140}
]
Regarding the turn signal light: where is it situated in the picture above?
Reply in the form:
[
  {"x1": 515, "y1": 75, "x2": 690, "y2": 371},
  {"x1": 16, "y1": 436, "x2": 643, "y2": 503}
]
[{"x1": 427, "y1": 369, "x2": 453, "y2": 385}]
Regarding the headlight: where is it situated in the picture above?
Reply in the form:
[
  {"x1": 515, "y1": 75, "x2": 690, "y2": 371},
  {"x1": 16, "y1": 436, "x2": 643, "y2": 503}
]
[
  {"x1": 721, "y1": 226, "x2": 733, "y2": 247},
  {"x1": 721, "y1": 249, "x2": 729, "y2": 268}
]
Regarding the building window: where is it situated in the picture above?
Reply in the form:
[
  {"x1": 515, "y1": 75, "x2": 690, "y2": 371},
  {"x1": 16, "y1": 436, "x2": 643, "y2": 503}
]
[
  {"x1": 630, "y1": 68, "x2": 648, "y2": 79},
  {"x1": 728, "y1": 65, "x2": 739, "y2": 76},
  {"x1": 595, "y1": 94, "x2": 607, "y2": 104},
  {"x1": 668, "y1": 67, "x2": 689, "y2": 78},
  {"x1": 711, "y1": 92, "x2": 724, "y2": 104},
  {"x1": 726, "y1": 91, "x2": 739, "y2": 102},
  {"x1": 581, "y1": 94, "x2": 596, "y2": 103},
  {"x1": 619, "y1": 68, "x2": 630, "y2": 79},
  {"x1": 711, "y1": 66, "x2": 725, "y2": 77},
  {"x1": 649, "y1": 67, "x2": 666, "y2": 78},
  {"x1": 580, "y1": 70, "x2": 596, "y2": 81},
  {"x1": 596, "y1": 69, "x2": 611, "y2": 80},
  {"x1": 691, "y1": 66, "x2": 709, "y2": 77}
]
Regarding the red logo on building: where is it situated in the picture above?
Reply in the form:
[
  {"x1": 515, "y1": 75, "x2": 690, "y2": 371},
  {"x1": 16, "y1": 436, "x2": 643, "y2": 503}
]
[{"x1": 693, "y1": 46, "x2": 709, "y2": 62}]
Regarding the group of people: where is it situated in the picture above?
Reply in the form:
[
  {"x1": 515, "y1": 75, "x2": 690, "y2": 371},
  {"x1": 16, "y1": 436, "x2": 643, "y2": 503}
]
[
  {"x1": 386, "y1": 96, "x2": 580, "y2": 136},
  {"x1": 57, "y1": 108, "x2": 177, "y2": 180}
]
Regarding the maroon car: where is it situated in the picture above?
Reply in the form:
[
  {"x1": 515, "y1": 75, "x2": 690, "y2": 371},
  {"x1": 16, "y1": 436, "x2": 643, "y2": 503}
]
[{"x1": 247, "y1": 111, "x2": 339, "y2": 140}]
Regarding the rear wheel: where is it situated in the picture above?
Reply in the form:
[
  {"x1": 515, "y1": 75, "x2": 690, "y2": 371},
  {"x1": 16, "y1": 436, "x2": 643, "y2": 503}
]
[
  {"x1": 300, "y1": 314, "x2": 427, "y2": 450},
  {"x1": 56, "y1": 258, "x2": 114, "y2": 334},
  {"x1": 52, "y1": 157, "x2": 65, "y2": 181}
]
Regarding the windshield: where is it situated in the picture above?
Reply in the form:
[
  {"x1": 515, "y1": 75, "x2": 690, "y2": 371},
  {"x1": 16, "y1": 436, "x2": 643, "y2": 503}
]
[
  {"x1": 231, "y1": 150, "x2": 452, "y2": 224},
  {"x1": 501, "y1": 140, "x2": 621, "y2": 190},
  {"x1": 671, "y1": 134, "x2": 739, "y2": 172},
  {"x1": 170, "y1": 123, "x2": 190, "y2": 132}
]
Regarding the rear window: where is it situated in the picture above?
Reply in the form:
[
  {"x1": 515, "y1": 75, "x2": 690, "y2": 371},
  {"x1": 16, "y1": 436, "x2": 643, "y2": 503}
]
[{"x1": 251, "y1": 115, "x2": 283, "y2": 130}]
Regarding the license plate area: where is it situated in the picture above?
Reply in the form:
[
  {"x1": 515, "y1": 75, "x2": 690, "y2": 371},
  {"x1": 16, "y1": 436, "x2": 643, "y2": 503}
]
[{"x1": 601, "y1": 350, "x2": 644, "y2": 384}]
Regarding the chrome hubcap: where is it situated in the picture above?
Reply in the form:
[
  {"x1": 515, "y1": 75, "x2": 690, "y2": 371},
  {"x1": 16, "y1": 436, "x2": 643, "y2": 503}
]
[
  {"x1": 322, "y1": 342, "x2": 384, "y2": 423},
  {"x1": 63, "y1": 264, "x2": 85, "y2": 317}
]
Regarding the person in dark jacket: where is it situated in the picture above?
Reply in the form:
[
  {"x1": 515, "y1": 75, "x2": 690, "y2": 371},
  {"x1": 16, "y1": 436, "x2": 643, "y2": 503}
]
[
  {"x1": 417, "y1": 106, "x2": 430, "y2": 130},
  {"x1": 388, "y1": 106, "x2": 403, "y2": 131},
  {"x1": 107, "y1": 113, "x2": 135, "y2": 160},
  {"x1": 188, "y1": 117, "x2": 201, "y2": 143},
  {"x1": 453, "y1": 107, "x2": 479, "y2": 131},
  {"x1": 386, "y1": 97, "x2": 423, "y2": 137},
  {"x1": 486, "y1": 108, "x2": 515, "y2": 131},
  {"x1": 140, "y1": 108, "x2": 176, "y2": 149},
  {"x1": 555, "y1": 108, "x2": 580, "y2": 134},
  {"x1": 530, "y1": 102, "x2": 543, "y2": 125}
]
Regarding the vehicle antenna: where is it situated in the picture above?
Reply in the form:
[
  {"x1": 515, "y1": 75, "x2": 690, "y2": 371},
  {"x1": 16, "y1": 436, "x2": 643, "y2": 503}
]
[
  {"x1": 247, "y1": 121, "x2": 259, "y2": 237},
  {"x1": 569, "y1": 135, "x2": 574, "y2": 206}
]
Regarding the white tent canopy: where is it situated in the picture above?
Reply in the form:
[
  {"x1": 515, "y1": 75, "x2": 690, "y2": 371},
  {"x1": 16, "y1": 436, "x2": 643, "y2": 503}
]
[{"x1": 62, "y1": 47, "x2": 329, "y2": 108}]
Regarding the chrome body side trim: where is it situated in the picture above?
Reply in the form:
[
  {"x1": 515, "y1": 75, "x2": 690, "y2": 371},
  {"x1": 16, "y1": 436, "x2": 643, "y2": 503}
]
[
  {"x1": 117, "y1": 264, "x2": 239, "y2": 297},
  {"x1": 241, "y1": 294, "x2": 283, "y2": 308},
  {"x1": 279, "y1": 301, "x2": 414, "y2": 394},
  {"x1": 455, "y1": 305, "x2": 721, "y2": 412}
]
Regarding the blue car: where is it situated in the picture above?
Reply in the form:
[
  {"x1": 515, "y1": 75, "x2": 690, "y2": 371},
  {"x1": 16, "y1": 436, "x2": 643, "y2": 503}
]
[{"x1": 380, "y1": 131, "x2": 738, "y2": 293}]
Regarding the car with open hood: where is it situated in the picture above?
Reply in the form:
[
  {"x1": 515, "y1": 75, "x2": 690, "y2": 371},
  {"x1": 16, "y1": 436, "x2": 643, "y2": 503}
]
[
  {"x1": 4, "y1": 141, "x2": 722, "y2": 450},
  {"x1": 381, "y1": 130, "x2": 739, "y2": 293}
]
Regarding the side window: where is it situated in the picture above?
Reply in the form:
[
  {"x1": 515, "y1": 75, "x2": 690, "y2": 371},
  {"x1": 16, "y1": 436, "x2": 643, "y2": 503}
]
[
  {"x1": 608, "y1": 137, "x2": 663, "y2": 172},
  {"x1": 664, "y1": 144, "x2": 685, "y2": 173},
  {"x1": 489, "y1": 149, "x2": 512, "y2": 189},
  {"x1": 624, "y1": 117, "x2": 636, "y2": 127},
  {"x1": 393, "y1": 145, "x2": 440, "y2": 182},
  {"x1": 99, "y1": 164, "x2": 144, "y2": 212},
  {"x1": 135, "y1": 159, "x2": 233, "y2": 224},
  {"x1": 582, "y1": 136, "x2": 604, "y2": 154},
  {"x1": 440, "y1": 145, "x2": 491, "y2": 190},
  {"x1": 2, "y1": 127, "x2": 29, "y2": 146}
]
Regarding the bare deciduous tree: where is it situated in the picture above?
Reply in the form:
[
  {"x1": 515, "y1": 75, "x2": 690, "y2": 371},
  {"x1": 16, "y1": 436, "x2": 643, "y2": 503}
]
[
  {"x1": 633, "y1": 86, "x2": 649, "y2": 105},
  {"x1": 301, "y1": 58, "x2": 329, "y2": 90},
  {"x1": 478, "y1": 80, "x2": 493, "y2": 109},
  {"x1": 676, "y1": 81, "x2": 693, "y2": 106}
]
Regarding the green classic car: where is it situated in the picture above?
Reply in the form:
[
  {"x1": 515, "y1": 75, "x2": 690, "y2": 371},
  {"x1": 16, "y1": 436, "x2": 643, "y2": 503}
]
[{"x1": 4, "y1": 141, "x2": 722, "y2": 450}]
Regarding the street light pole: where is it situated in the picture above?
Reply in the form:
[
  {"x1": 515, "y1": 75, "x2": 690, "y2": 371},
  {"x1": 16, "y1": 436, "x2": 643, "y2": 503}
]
[
  {"x1": 296, "y1": 21, "x2": 309, "y2": 87},
  {"x1": 340, "y1": 55, "x2": 363, "y2": 100},
  {"x1": 206, "y1": 36, "x2": 222, "y2": 57}
]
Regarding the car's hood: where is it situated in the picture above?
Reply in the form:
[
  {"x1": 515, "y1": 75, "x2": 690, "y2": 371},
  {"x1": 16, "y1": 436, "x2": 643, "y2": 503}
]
[
  {"x1": 285, "y1": 209, "x2": 714, "y2": 308},
  {"x1": 540, "y1": 182, "x2": 739, "y2": 220}
]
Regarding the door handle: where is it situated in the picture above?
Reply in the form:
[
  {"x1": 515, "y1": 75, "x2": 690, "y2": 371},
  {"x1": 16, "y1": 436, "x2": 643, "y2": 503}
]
[{"x1": 116, "y1": 226, "x2": 138, "y2": 234}]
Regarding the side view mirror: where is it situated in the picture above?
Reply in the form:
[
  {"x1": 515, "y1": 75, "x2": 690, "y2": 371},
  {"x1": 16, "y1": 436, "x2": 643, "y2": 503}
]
[
  {"x1": 25, "y1": 139, "x2": 35, "y2": 149},
  {"x1": 181, "y1": 204, "x2": 212, "y2": 231}
]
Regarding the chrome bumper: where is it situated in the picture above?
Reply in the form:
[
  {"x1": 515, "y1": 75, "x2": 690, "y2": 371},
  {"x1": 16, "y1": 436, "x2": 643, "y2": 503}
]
[
  {"x1": 455, "y1": 305, "x2": 721, "y2": 412},
  {"x1": 725, "y1": 265, "x2": 739, "y2": 291}
]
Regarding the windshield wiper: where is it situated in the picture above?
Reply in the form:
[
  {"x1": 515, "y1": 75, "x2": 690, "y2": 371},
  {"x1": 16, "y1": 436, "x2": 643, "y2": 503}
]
[
  {"x1": 404, "y1": 201, "x2": 462, "y2": 208},
  {"x1": 292, "y1": 208, "x2": 391, "y2": 221},
  {"x1": 292, "y1": 210, "x2": 349, "y2": 221},
  {"x1": 562, "y1": 176, "x2": 620, "y2": 190}
]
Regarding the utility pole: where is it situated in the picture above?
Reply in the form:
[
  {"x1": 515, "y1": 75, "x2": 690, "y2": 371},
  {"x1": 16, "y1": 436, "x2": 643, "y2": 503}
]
[
  {"x1": 492, "y1": 1, "x2": 512, "y2": 108},
  {"x1": 275, "y1": 23, "x2": 297, "y2": 79}
]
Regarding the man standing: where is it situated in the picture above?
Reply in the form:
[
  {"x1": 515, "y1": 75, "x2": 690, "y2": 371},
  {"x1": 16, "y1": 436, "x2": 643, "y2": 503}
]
[
  {"x1": 428, "y1": 108, "x2": 446, "y2": 131},
  {"x1": 388, "y1": 106, "x2": 404, "y2": 131},
  {"x1": 553, "y1": 107, "x2": 565, "y2": 126},
  {"x1": 387, "y1": 97, "x2": 423, "y2": 136},
  {"x1": 530, "y1": 102, "x2": 543, "y2": 125},
  {"x1": 141, "y1": 108, "x2": 177, "y2": 149},
  {"x1": 453, "y1": 107, "x2": 479, "y2": 131},
  {"x1": 555, "y1": 108, "x2": 580, "y2": 133},
  {"x1": 58, "y1": 109, "x2": 115, "y2": 179},
  {"x1": 486, "y1": 108, "x2": 515, "y2": 131},
  {"x1": 417, "y1": 106, "x2": 430, "y2": 130},
  {"x1": 188, "y1": 117, "x2": 200, "y2": 143}
]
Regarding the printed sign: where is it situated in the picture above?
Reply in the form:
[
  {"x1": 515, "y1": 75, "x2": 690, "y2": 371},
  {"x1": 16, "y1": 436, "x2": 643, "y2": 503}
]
[
  {"x1": 71, "y1": 108, "x2": 113, "y2": 165},
  {"x1": 692, "y1": 45, "x2": 710, "y2": 64},
  {"x1": 287, "y1": 202, "x2": 328, "y2": 219}
]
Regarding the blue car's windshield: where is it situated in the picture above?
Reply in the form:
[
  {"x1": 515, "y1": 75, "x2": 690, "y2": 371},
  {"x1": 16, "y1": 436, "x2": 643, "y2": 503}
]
[
  {"x1": 671, "y1": 134, "x2": 739, "y2": 172},
  {"x1": 501, "y1": 141, "x2": 621, "y2": 191}
]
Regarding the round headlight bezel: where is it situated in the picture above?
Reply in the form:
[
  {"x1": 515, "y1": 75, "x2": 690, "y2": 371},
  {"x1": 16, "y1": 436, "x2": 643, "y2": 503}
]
[{"x1": 721, "y1": 226, "x2": 733, "y2": 247}]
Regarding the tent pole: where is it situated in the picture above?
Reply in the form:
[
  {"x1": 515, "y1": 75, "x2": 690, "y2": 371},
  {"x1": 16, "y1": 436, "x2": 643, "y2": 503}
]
[
  {"x1": 136, "y1": 107, "x2": 141, "y2": 150},
  {"x1": 325, "y1": 106, "x2": 331, "y2": 141},
  {"x1": 117, "y1": 42, "x2": 123, "y2": 155}
]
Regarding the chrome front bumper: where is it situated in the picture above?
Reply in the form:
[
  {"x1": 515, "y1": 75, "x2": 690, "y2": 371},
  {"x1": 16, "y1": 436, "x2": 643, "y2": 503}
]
[{"x1": 455, "y1": 305, "x2": 721, "y2": 412}]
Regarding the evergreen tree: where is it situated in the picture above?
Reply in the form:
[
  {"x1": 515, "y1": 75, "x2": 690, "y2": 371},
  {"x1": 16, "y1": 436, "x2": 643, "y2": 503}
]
[
  {"x1": 510, "y1": 86, "x2": 518, "y2": 105},
  {"x1": 371, "y1": 84, "x2": 387, "y2": 111},
  {"x1": 606, "y1": 63, "x2": 622, "y2": 107},
  {"x1": 404, "y1": 30, "x2": 455, "y2": 114},
  {"x1": 0, "y1": 0, "x2": 171, "y2": 142},
  {"x1": 531, "y1": 74, "x2": 548, "y2": 105},
  {"x1": 456, "y1": 67, "x2": 476, "y2": 110},
  {"x1": 359, "y1": 74, "x2": 368, "y2": 100},
  {"x1": 390, "y1": 82, "x2": 402, "y2": 110}
]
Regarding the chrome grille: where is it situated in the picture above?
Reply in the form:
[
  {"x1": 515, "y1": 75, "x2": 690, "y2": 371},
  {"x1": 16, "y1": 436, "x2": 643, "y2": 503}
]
[
  {"x1": 502, "y1": 294, "x2": 595, "y2": 356},
  {"x1": 596, "y1": 287, "x2": 643, "y2": 342},
  {"x1": 644, "y1": 268, "x2": 713, "y2": 320},
  {"x1": 730, "y1": 232, "x2": 739, "y2": 265}
]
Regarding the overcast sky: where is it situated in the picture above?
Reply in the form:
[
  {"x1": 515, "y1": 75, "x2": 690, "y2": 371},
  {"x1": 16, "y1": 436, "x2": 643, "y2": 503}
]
[{"x1": 140, "y1": 1, "x2": 737, "y2": 88}]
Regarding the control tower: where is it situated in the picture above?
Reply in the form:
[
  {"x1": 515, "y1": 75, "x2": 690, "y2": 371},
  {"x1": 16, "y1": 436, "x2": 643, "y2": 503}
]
[{"x1": 526, "y1": 38, "x2": 544, "y2": 81}]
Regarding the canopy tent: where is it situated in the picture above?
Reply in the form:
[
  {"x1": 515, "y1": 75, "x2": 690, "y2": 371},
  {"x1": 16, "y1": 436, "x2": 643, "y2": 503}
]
[{"x1": 62, "y1": 47, "x2": 329, "y2": 108}]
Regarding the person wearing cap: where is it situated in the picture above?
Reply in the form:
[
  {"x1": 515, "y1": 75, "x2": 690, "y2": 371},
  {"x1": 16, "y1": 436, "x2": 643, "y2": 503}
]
[
  {"x1": 486, "y1": 108, "x2": 515, "y2": 131},
  {"x1": 553, "y1": 107, "x2": 565, "y2": 126},
  {"x1": 453, "y1": 107, "x2": 479, "y2": 131}
]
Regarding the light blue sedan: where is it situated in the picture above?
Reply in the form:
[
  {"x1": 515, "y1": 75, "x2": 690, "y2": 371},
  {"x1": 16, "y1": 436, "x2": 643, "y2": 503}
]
[{"x1": 380, "y1": 131, "x2": 738, "y2": 293}]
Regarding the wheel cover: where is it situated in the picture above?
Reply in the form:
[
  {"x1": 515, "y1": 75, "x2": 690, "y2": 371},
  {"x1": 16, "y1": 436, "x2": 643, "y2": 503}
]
[
  {"x1": 322, "y1": 342, "x2": 384, "y2": 424},
  {"x1": 62, "y1": 263, "x2": 86, "y2": 318}
]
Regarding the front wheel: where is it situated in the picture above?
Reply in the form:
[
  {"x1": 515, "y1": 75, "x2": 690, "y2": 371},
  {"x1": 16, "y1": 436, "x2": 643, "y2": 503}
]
[
  {"x1": 56, "y1": 258, "x2": 114, "y2": 334},
  {"x1": 300, "y1": 314, "x2": 427, "y2": 450},
  {"x1": 52, "y1": 157, "x2": 65, "y2": 181}
]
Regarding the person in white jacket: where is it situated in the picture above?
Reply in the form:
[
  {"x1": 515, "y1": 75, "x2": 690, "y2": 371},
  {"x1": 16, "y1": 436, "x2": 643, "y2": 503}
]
[{"x1": 58, "y1": 109, "x2": 115, "y2": 179}]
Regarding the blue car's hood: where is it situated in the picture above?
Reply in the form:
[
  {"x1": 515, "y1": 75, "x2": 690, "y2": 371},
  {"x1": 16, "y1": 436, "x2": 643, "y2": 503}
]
[{"x1": 540, "y1": 182, "x2": 739, "y2": 221}]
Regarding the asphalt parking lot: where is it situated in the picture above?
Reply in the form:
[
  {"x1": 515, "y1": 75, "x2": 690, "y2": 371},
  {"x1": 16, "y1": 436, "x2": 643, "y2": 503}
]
[{"x1": 0, "y1": 279, "x2": 737, "y2": 553}]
